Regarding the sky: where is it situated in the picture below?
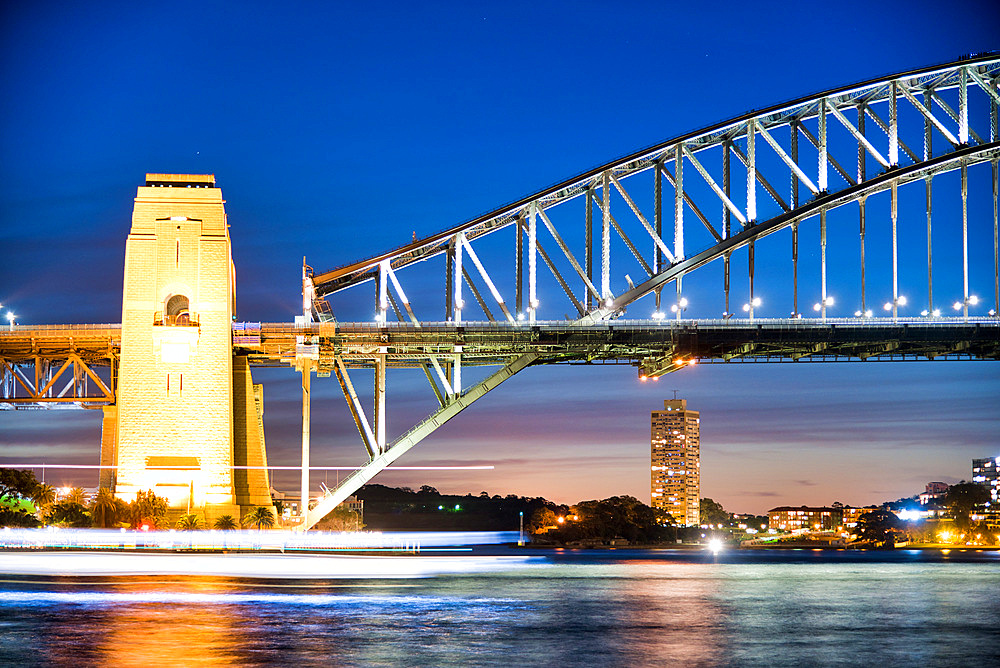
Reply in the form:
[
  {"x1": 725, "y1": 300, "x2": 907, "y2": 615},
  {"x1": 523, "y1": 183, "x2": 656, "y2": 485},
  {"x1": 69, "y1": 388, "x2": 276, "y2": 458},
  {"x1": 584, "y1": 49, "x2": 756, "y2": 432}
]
[{"x1": 1, "y1": 0, "x2": 999, "y2": 514}]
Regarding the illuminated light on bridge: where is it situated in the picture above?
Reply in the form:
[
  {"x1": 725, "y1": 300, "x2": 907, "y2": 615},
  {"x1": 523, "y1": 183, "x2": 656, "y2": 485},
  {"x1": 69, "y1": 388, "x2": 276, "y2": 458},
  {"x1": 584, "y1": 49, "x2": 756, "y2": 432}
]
[{"x1": 2, "y1": 57, "x2": 1000, "y2": 531}]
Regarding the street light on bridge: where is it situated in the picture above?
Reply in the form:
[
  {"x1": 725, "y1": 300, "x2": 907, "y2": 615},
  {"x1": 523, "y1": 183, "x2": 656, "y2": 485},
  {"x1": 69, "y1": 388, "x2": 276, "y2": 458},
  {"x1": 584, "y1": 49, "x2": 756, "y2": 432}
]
[
  {"x1": 953, "y1": 294, "x2": 979, "y2": 319},
  {"x1": 742, "y1": 296, "x2": 761, "y2": 320},
  {"x1": 883, "y1": 295, "x2": 907, "y2": 320},
  {"x1": 670, "y1": 297, "x2": 688, "y2": 320},
  {"x1": 813, "y1": 296, "x2": 835, "y2": 319}
]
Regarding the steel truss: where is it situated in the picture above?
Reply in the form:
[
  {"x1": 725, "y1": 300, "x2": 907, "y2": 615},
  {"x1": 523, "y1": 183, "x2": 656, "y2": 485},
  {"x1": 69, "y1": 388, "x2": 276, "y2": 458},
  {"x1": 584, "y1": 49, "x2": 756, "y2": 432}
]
[
  {"x1": 297, "y1": 57, "x2": 1000, "y2": 529},
  {"x1": 0, "y1": 326, "x2": 119, "y2": 409}
]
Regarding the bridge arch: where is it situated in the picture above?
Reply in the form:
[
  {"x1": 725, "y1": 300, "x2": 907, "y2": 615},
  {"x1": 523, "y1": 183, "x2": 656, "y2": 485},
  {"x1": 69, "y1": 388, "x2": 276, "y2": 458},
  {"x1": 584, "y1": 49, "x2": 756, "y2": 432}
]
[{"x1": 291, "y1": 56, "x2": 1000, "y2": 530}]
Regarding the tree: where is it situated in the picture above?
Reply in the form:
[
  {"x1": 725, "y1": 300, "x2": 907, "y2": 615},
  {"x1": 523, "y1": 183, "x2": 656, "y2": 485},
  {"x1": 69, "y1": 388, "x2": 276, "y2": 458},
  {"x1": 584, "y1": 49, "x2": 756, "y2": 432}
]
[
  {"x1": 528, "y1": 507, "x2": 561, "y2": 534},
  {"x1": 853, "y1": 509, "x2": 904, "y2": 548},
  {"x1": 32, "y1": 483, "x2": 56, "y2": 513},
  {"x1": 653, "y1": 508, "x2": 676, "y2": 526},
  {"x1": 90, "y1": 488, "x2": 120, "y2": 528},
  {"x1": 64, "y1": 487, "x2": 87, "y2": 506},
  {"x1": 313, "y1": 505, "x2": 364, "y2": 531},
  {"x1": 418, "y1": 485, "x2": 439, "y2": 496},
  {"x1": 176, "y1": 514, "x2": 203, "y2": 530},
  {"x1": 0, "y1": 506, "x2": 40, "y2": 528},
  {"x1": 243, "y1": 506, "x2": 275, "y2": 530},
  {"x1": 700, "y1": 497, "x2": 729, "y2": 527},
  {"x1": 547, "y1": 496, "x2": 670, "y2": 544},
  {"x1": 273, "y1": 499, "x2": 285, "y2": 516},
  {"x1": 945, "y1": 482, "x2": 990, "y2": 530},
  {"x1": 45, "y1": 502, "x2": 92, "y2": 528},
  {"x1": 129, "y1": 489, "x2": 168, "y2": 529},
  {"x1": 0, "y1": 469, "x2": 41, "y2": 504},
  {"x1": 213, "y1": 515, "x2": 238, "y2": 531}
]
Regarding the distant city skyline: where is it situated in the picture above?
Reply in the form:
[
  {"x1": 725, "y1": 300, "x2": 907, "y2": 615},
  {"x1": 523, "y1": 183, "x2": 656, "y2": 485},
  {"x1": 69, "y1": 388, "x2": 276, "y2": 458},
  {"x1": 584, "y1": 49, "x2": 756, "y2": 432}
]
[{"x1": 1, "y1": 2, "x2": 998, "y2": 515}]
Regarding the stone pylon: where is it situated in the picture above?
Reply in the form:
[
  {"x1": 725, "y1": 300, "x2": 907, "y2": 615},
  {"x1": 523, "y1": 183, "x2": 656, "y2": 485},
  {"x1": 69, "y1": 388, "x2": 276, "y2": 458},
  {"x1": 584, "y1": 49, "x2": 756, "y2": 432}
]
[{"x1": 100, "y1": 174, "x2": 271, "y2": 525}]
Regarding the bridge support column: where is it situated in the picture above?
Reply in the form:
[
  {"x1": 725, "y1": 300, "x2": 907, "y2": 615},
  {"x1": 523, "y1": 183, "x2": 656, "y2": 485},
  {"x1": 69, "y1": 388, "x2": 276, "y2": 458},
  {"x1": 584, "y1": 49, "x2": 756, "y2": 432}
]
[
  {"x1": 301, "y1": 365, "x2": 311, "y2": 519},
  {"x1": 99, "y1": 405, "x2": 117, "y2": 489},
  {"x1": 892, "y1": 180, "x2": 899, "y2": 320},
  {"x1": 820, "y1": 209, "x2": 827, "y2": 320},
  {"x1": 993, "y1": 158, "x2": 998, "y2": 315},
  {"x1": 962, "y1": 161, "x2": 969, "y2": 319},
  {"x1": 374, "y1": 353, "x2": 387, "y2": 452}
]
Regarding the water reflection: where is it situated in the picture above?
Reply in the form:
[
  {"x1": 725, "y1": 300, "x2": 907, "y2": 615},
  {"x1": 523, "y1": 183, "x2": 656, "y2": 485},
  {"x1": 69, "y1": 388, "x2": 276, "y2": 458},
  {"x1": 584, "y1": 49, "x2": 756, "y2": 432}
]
[
  {"x1": 96, "y1": 581, "x2": 244, "y2": 666},
  {"x1": 1, "y1": 550, "x2": 998, "y2": 667}
]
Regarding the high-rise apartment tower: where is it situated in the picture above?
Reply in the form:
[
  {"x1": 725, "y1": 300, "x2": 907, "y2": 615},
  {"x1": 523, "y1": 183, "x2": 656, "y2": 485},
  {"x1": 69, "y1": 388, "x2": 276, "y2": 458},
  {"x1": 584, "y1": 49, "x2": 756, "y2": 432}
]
[{"x1": 650, "y1": 399, "x2": 700, "y2": 526}]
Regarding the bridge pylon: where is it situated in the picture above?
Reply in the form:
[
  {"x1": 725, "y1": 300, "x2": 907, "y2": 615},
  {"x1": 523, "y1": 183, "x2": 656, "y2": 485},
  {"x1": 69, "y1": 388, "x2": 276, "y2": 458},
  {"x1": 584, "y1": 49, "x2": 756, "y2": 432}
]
[{"x1": 107, "y1": 174, "x2": 272, "y2": 525}]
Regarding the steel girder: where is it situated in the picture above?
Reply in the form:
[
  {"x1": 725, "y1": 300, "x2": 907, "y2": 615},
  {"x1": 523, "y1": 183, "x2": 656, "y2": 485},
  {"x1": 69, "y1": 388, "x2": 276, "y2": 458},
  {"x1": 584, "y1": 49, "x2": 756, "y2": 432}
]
[
  {"x1": 296, "y1": 56, "x2": 1000, "y2": 529},
  {"x1": 308, "y1": 55, "x2": 1000, "y2": 307},
  {"x1": 0, "y1": 326, "x2": 119, "y2": 409}
]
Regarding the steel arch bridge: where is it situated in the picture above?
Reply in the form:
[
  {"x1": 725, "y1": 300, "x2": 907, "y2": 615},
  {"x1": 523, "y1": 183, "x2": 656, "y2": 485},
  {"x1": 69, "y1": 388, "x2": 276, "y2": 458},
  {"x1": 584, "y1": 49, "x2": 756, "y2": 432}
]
[
  {"x1": 1, "y1": 57, "x2": 998, "y2": 530},
  {"x1": 291, "y1": 55, "x2": 1000, "y2": 529}
]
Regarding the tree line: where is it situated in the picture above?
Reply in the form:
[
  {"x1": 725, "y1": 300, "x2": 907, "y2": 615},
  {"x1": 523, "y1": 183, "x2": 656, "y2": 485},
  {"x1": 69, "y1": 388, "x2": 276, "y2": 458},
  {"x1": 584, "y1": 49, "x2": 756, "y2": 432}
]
[{"x1": 0, "y1": 469, "x2": 276, "y2": 530}]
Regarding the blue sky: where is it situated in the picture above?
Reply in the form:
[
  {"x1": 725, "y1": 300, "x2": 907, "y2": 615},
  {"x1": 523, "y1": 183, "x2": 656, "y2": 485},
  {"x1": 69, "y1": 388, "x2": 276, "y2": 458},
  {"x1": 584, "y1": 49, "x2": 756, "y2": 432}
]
[{"x1": 1, "y1": 1, "x2": 998, "y2": 513}]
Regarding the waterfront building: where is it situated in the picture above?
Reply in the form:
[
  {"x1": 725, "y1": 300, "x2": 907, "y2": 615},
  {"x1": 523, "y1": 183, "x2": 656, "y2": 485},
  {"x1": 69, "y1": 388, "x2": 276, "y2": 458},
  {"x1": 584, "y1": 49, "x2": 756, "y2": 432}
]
[
  {"x1": 650, "y1": 399, "x2": 700, "y2": 526},
  {"x1": 768, "y1": 506, "x2": 844, "y2": 532},
  {"x1": 919, "y1": 482, "x2": 949, "y2": 506},
  {"x1": 840, "y1": 506, "x2": 880, "y2": 527},
  {"x1": 972, "y1": 457, "x2": 999, "y2": 502}
]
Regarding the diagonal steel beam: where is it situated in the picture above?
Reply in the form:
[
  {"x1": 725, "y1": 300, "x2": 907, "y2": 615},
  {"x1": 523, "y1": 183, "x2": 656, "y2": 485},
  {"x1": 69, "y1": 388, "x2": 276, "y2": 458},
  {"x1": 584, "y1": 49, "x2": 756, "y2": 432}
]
[
  {"x1": 35, "y1": 357, "x2": 73, "y2": 398},
  {"x1": 862, "y1": 103, "x2": 920, "y2": 164},
  {"x1": 519, "y1": 218, "x2": 586, "y2": 317},
  {"x1": 797, "y1": 122, "x2": 857, "y2": 187},
  {"x1": 729, "y1": 143, "x2": 790, "y2": 212},
  {"x1": 609, "y1": 173, "x2": 675, "y2": 263},
  {"x1": 459, "y1": 233, "x2": 515, "y2": 322},
  {"x1": 899, "y1": 84, "x2": 960, "y2": 146},
  {"x1": 827, "y1": 102, "x2": 890, "y2": 168},
  {"x1": 680, "y1": 146, "x2": 749, "y2": 226},
  {"x1": 928, "y1": 89, "x2": 985, "y2": 146},
  {"x1": 333, "y1": 356, "x2": 377, "y2": 460},
  {"x1": 658, "y1": 163, "x2": 723, "y2": 242},
  {"x1": 755, "y1": 123, "x2": 820, "y2": 193},
  {"x1": 535, "y1": 207, "x2": 601, "y2": 300},
  {"x1": 303, "y1": 352, "x2": 541, "y2": 530},
  {"x1": 386, "y1": 292, "x2": 445, "y2": 407},
  {"x1": 462, "y1": 266, "x2": 496, "y2": 322},
  {"x1": 590, "y1": 192, "x2": 654, "y2": 277},
  {"x1": 967, "y1": 67, "x2": 1000, "y2": 106}
]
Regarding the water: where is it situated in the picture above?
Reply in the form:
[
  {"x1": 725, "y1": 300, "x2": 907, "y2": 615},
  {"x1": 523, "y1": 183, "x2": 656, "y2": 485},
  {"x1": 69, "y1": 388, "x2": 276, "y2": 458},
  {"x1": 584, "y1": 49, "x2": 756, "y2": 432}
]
[{"x1": 1, "y1": 548, "x2": 997, "y2": 667}]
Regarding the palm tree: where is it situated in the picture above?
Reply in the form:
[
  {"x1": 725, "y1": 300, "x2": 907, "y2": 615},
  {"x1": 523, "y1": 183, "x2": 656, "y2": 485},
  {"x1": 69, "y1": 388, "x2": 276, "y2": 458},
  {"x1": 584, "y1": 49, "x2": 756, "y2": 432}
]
[
  {"x1": 31, "y1": 483, "x2": 55, "y2": 515},
  {"x1": 176, "y1": 513, "x2": 203, "y2": 530},
  {"x1": 65, "y1": 487, "x2": 87, "y2": 505},
  {"x1": 213, "y1": 514, "x2": 238, "y2": 531},
  {"x1": 90, "y1": 487, "x2": 119, "y2": 528},
  {"x1": 243, "y1": 506, "x2": 275, "y2": 531}
]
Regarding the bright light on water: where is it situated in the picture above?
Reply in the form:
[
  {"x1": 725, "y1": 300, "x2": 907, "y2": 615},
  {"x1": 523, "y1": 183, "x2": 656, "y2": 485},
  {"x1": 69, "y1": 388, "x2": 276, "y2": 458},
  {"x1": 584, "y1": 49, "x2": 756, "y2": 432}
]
[{"x1": 0, "y1": 551, "x2": 996, "y2": 666}]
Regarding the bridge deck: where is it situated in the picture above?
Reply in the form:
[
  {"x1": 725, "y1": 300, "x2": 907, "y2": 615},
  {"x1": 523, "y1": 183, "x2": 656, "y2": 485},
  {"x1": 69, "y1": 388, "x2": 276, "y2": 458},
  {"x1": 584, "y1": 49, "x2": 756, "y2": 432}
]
[{"x1": 1, "y1": 319, "x2": 996, "y2": 370}]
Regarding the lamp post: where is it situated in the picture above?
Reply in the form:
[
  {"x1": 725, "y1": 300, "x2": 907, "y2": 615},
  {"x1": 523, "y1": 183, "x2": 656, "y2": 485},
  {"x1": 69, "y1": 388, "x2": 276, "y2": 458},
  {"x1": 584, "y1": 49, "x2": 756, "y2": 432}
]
[
  {"x1": 813, "y1": 296, "x2": 835, "y2": 320},
  {"x1": 742, "y1": 296, "x2": 761, "y2": 321},
  {"x1": 882, "y1": 295, "x2": 907, "y2": 321},
  {"x1": 952, "y1": 294, "x2": 979, "y2": 320},
  {"x1": 670, "y1": 297, "x2": 688, "y2": 320},
  {"x1": 518, "y1": 511, "x2": 524, "y2": 547},
  {"x1": 5, "y1": 312, "x2": 16, "y2": 330}
]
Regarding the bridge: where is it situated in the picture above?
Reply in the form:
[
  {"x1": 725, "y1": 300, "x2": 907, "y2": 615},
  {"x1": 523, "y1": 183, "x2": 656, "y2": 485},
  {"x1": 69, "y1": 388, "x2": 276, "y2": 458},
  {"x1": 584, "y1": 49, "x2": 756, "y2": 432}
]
[{"x1": 2, "y1": 56, "x2": 999, "y2": 530}]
